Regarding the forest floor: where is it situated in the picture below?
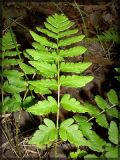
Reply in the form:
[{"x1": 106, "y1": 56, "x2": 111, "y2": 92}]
[{"x1": 1, "y1": 1, "x2": 120, "y2": 159}]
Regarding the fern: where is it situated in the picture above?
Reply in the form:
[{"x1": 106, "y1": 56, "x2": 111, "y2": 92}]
[
  {"x1": 1, "y1": 14, "x2": 119, "y2": 159},
  {"x1": 73, "y1": 89, "x2": 119, "y2": 159},
  {"x1": 1, "y1": 30, "x2": 36, "y2": 112},
  {"x1": 23, "y1": 13, "x2": 93, "y2": 150},
  {"x1": 96, "y1": 28, "x2": 120, "y2": 44}
]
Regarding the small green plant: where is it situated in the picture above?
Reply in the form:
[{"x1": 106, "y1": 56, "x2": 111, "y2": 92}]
[{"x1": 1, "y1": 14, "x2": 119, "y2": 159}]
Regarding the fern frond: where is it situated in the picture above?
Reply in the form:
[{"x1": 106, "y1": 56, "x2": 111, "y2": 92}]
[{"x1": 97, "y1": 29, "x2": 120, "y2": 44}]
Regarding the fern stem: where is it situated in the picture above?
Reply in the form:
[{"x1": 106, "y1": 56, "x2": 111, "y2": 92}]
[
  {"x1": 56, "y1": 59, "x2": 60, "y2": 130},
  {"x1": 55, "y1": 38, "x2": 61, "y2": 159}
]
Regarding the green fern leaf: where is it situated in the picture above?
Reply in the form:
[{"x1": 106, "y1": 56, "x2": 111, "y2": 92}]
[
  {"x1": 3, "y1": 74, "x2": 27, "y2": 94},
  {"x1": 32, "y1": 42, "x2": 46, "y2": 51},
  {"x1": 2, "y1": 70, "x2": 24, "y2": 78},
  {"x1": 95, "y1": 95, "x2": 109, "y2": 110},
  {"x1": 61, "y1": 94, "x2": 87, "y2": 113},
  {"x1": 83, "y1": 103, "x2": 100, "y2": 115},
  {"x1": 107, "y1": 89, "x2": 118, "y2": 105},
  {"x1": 3, "y1": 81, "x2": 26, "y2": 93},
  {"x1": 29, "y1": 61, "x2": 57, "y2": 78},
  {"x1": 29, "y1": 118, "x2": 57, "y2": 148},
  {"x1": 22, "y1": 96, "x2": 35, "y2": 109},
  {"x1": 27, "y1": 96, "x2": 58, "y2": 115},
  {"x1": 36, "y1": 27, "x2": 58, "y2": 39},
  {"x1": 29, "y1": 85, "x2": 51, "y2": 95},
  {"x1": 60, "y1": 75, "x2": 93, "y2": 88},
  {"x1": 106, "y1": 108, "x2": 118, "y2": 118},
  {"x1": 60, "y1": 46, "x2": 87, "y2": 57},
  {"x1": 96, "y1": 114, "x2": 109, "y2": 129},
  {"x1": 108, "y1": 121, "x2": 118, "y2": 144},
  {"x1": 1, "y1": 59, "x2": 21, "y2": 66},
  {"x1": 1, "y1": 32, "x2": 19, "y2": 51},
  {"x1": 60, "y1": 62, "x2": 92, "y2": 73},
  {"x1": 1, "y1": 96, "x2": 21, "y2": 112},
  {"x1": 0, "y1": 51, "x2": 21, "y2": 58},
  {"x1": 58, "y1": 35, "x2": 85, "y2": 47},
  {"x1": 30, "y1": 31, "x2": 57, "y2": 49},
  {"x1": 7, "y1": 76, "x2": 27, "y2": 88},
  {"x1": 58, "y1": 29, "x2": 78, "y2": 38},
  {"x1": 26, "y1": 49, "x2": 57, "y2": 62},
  {"x1": 19, "y1": 62, "x2": 36, "y2": 74},
  {"x1": 28, "y1": 79, "x2": 57, "y2": 95},
  {"x1": 73, "y1": 115, "x2": 88, "y2": 123},
  {"x1": 59, "y1": 118, "x2": 88, "y2": 146},
  {"x1": 105, "y1": 146, "x2": 118, "y2": 158}
]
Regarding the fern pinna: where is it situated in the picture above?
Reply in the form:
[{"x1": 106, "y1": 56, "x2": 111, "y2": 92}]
[{"x1": 25, "y1": 13, "x2": 93, "y2": 148}]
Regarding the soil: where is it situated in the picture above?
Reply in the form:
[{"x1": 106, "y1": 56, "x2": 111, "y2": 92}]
[{"x1": 1, "y1": 1, "x2": 120, "y2": 159}]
